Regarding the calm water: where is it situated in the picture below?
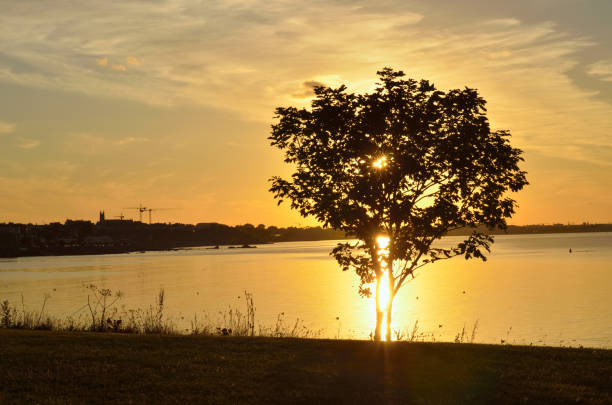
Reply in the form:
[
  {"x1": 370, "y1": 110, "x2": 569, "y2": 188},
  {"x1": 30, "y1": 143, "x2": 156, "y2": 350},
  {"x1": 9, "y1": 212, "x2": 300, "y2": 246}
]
[{"x1": 1, "y1": 233, "x2": 611, "y2": 347}]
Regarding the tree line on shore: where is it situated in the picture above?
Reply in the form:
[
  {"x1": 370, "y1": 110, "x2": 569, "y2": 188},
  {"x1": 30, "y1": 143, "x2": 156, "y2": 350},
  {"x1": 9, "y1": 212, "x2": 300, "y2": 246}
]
[
  {"x1": 1, "y1": 219, "x2": 610, "y2": 258},
  {"x1": 0, "y1": 220, "x2": 347, "y2": 257}
]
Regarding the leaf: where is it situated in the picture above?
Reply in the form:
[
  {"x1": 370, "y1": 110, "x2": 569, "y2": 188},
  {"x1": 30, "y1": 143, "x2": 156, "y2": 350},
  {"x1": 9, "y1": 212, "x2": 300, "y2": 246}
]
[{"x1": 269, "y1": 67, "x2": 527, "y2": 299}]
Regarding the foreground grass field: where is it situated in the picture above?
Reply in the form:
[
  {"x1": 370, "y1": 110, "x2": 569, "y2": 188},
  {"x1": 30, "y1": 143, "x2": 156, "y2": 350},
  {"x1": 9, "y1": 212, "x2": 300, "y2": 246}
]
[{"x1": 0, "y1": 329, "x2": 610, "y2": 404}]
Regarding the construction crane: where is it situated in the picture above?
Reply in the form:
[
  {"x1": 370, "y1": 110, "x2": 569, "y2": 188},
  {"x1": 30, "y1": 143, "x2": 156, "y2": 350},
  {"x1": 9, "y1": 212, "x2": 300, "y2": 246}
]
[
  {"x1": 144, "y1": 207, "x2": 174, "y2": 224},
  {"x1": 123, "y1": 204, "x2": 175, "y2": 224},
  {"x1": 123, "y1": 204, "x2": 147, "y2": 222}
]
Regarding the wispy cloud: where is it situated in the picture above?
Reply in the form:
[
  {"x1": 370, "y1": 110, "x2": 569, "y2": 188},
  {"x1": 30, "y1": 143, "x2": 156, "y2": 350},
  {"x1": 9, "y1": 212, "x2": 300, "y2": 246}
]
[
  {"x1": 116, "y1": 136, "x2": 150, "y2": 145},
  {"x1": 2, "y1": 0, "x2": 612, "y2": 225},
  {"x1": 66, "y1": 133, "x2": 151, "y2": 151},
  {"x1": 45, "y1": 160, "x2": 77, "y2": 173},
  {"x1": 483, "y1": 50, "x2": 512, "y2": 59},
  {"x1": 485, "y1": 18, "x2": 521, "y2": 27},
  {"x1": 587, "y1": 60, "x2": 612, "y2": 82},
  {"x1": 0, "y1": 121, "x2": 15, "y2": 134},
  {"x1": 0, "y1": 0, "x2": 610, "y2": 165},
  {"x1": 17, "y1": 137, "x2": 40, "y2": 149},
  {"x1": 292, "y1": 80, "x2": 326, "y2": 99}
]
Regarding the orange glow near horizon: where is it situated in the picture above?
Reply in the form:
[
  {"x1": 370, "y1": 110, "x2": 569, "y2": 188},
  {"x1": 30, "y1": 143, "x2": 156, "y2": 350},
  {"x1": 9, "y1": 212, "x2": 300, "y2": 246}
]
[{"x1": 2, "y1": 2, "x2": 612, "y2": 227}]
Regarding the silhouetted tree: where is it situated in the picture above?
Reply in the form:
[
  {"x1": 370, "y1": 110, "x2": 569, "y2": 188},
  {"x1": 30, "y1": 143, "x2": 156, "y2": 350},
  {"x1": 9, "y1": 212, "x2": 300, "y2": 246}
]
[{"x1": 269, "y1": 68, "x2": 528, "y2": 341}]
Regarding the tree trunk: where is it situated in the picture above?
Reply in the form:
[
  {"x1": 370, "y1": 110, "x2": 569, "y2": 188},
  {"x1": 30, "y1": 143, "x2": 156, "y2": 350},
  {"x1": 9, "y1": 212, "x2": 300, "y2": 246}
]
[
  {"x1": 374, "y1": 276, "x2": 383, "y2": 341},
  {"x1": 385, "y1": 299, "x2": 393, "y2": 341},
  {"x1": 375, "y1": 310, "x2": 384, "y2": 341},
  {"x1": 385, "y1": 275, "x2": 395, "y2": 341}
]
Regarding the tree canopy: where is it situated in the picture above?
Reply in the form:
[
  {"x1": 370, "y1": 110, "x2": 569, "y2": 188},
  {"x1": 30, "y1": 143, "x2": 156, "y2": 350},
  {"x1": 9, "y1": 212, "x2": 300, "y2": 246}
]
[{"x1": 269, "y1": 68, "x2": 528, "y2": 340}]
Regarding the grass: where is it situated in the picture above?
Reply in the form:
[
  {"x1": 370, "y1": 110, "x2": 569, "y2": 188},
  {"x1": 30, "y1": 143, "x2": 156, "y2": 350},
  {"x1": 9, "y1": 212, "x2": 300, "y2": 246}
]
[
  {"x1": 1, "y1": 293, "x2": 54, "y2": 330},
  {"x1": 0, "y1": 329, "x2": 610, "y2": 404},
  {"x1": 1, "y1": 288, "x2": 320, "y2": 339},
  {"x1": 2, "y1": 289, "x2": 611, "y2": 403}
]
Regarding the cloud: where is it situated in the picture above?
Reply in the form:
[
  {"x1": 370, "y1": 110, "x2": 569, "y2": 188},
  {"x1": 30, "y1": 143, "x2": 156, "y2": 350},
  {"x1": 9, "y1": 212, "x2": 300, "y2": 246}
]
[
  {"x1": 0, "y1": 1, "x2": 423, "y2": 109},
  {"x1": 17, "y1": 137, "x2": 40, "y2": 149},
  {"x1": 65, "y1": 133, "x2": 151, "y2": 151},
  {"x1": 587, "y1": 60, "x2": 612, "y2": 82},
  {"x1": 96, "y1": 57, "x2": 108, "y2": 67},
  {"x1": 484, "y1": 50, "x2": 512, "y2": 59},
  {"x1": 45, "y1": 160, "x2": 77, "y2": 173},
  {"x1": 116, "y1": 136, "x2": 150, "y2": 145},
  {"x1": 0, "y1": 0, "x2": 611, "y2": 166},
  {"x1": 292, "y1": 80, "x2": 326, "y2": 98},
  {"x1": 486, "y1": 18, "x2": 521, "y2": 27},
  {"x1": 0, "y1": 121, "x2": 15, "y2": 134}
]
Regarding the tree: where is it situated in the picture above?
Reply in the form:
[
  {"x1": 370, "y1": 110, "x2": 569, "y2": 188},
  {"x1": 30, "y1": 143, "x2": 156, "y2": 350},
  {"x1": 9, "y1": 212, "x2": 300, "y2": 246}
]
[{"x1": 269, "y1": 68, "x2": 528, "y2": 341}]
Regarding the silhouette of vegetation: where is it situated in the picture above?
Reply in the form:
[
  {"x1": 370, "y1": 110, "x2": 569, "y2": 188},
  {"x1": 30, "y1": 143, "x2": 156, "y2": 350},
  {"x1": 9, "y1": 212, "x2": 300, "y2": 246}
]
[
  {"x1": 0, "y1": 220, "x2": 347, "y2": 258},
  {"x1": 1, "y1": 290, "x2": 603, "y2": 348},
  {"x1": 86, "y1": 284, "x2": 123, "y2": 331},
  {"x1": 0, "y1": 294, "x2": 53, "y2": 330},
  {"x1": 0, "y1": 289, "x2": 320, "y2": 339},
  {"x1": 1, "y1": 219, "x2": 609, "y2": 258},
  {"x1": 269, "y1": 68, "x2": 528, "y2": 341}
]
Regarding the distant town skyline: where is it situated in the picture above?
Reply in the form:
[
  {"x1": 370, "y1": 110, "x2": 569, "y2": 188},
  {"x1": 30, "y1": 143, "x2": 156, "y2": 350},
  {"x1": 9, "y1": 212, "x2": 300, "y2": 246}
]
[{"x1": 1, "y1": 1, "x2": 612, "y2": 226}]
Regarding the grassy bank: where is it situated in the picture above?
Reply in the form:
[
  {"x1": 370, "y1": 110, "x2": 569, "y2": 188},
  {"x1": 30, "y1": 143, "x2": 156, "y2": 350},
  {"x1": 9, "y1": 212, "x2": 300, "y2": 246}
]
[{"x1": 1, "y1": 329, "x2": 610, "y2": 404}]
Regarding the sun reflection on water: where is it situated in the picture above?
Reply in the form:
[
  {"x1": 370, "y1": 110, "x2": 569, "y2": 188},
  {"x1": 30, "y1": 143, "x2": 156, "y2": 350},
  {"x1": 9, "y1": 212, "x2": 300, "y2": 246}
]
[{"x1": 376, "y1": 235, "x2": 393, "y2": 340}]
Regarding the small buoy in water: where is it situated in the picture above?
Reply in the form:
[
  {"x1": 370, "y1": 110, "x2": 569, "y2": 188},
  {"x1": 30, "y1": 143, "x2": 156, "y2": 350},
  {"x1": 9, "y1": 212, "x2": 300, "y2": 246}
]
[{"x1": 569, "y1": 248, "x2": 572, "y2": 253}]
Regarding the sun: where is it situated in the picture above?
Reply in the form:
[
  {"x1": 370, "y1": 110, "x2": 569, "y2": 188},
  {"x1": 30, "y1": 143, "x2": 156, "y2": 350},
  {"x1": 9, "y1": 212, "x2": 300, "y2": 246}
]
[{"x1": 372, "y1": 156, "x2": 388, "y2": 169}]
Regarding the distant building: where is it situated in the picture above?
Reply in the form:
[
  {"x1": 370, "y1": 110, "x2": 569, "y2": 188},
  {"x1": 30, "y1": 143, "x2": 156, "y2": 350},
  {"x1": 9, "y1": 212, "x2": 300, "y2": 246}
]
[
  {"x1": 84, "y1": 235, "x2": 114, "y2": 247},
  {"x1": 196, "y1": 222, "x2": 220, "y2": 230},
  {"x1": 98, "y1": 219, "x2": 134, "y2": 226}
]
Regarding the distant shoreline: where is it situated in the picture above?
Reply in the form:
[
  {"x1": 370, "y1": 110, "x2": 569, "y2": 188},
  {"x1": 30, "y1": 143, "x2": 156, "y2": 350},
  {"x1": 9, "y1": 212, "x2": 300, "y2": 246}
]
[
  {"x1": 447, "y1": 223, "x2": 612, "y2": 236},
  {"x1": 1, "y1": 225, "x2": 611, "y2": 259},
  {"x1": 0, "y1": 243, "x2": 264, "y2": 259}
]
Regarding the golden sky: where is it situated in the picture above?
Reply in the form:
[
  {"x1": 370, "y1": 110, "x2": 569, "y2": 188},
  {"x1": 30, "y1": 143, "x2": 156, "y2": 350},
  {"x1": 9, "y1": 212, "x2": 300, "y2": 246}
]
[{"x1": 1, "y1": 0, "x2": 611, "y2": 226}]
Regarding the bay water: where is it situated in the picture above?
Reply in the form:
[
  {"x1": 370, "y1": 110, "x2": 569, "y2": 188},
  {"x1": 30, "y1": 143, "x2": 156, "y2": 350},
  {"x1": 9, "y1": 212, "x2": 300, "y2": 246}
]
[{"x1": 1, "y1": 232, "x2": 610, "y2": 347}]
